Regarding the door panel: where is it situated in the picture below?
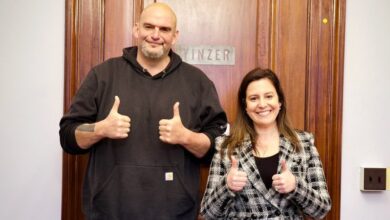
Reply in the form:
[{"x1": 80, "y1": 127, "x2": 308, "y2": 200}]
[
  {"x1": 63, "y1": 0, "x2": 345, "y2": 219},
  {"x1": 104, "y1": 0, "x2": 134, "y2": 59},
  {"x1": 273, "y1": 0, "x2": 308, "y2": 129}
]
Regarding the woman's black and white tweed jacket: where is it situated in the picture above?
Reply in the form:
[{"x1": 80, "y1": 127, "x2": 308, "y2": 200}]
[{"x1": 200, "y1": 131, "x2": 331, "y2": 219}]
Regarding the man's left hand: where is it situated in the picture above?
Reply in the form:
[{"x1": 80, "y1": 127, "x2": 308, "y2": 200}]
[{"x1": 159, "y1": 102, "x2": 189, "y2": 145}]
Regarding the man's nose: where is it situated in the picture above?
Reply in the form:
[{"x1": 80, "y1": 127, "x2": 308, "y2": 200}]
[{"x1": 151, "y1": 28, "x2": 160, "y2": 39}]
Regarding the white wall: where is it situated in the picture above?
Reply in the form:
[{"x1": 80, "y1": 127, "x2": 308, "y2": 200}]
[
  {"x1": 342, "y1": 0, "x2": 390, "y2": 219},
  {"x1": 0, "y1": 0, "x2": 63, "y2": 220}
]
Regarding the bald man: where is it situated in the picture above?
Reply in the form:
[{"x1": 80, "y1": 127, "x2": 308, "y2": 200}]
[{"x1": 59, "y1": 3, "x2": 227, "y2": 220}]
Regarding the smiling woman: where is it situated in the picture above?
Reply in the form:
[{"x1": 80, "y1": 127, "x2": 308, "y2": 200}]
[
  {"x1": 200, "y1": 67, "x2": 332, "y2": 219},
  {"x1": 245, "y1": 78, "x2": 282, "y2": 131}
]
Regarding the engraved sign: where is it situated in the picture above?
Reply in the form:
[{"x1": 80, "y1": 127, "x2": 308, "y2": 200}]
[{"x1": 174, "y1": 45, "x2": 235, "y2": 65}]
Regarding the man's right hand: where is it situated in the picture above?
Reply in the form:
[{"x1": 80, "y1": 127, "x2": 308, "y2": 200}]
[
  {"x1": 99, "y1": 96, "x2": 131, "y2": 139},
  {"x1": 75, "y1": 96, "x2": 131, "y2": 149}
]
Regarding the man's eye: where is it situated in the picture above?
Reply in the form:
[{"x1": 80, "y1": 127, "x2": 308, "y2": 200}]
[{"x1": 160, "y1": 28, "x2": 171, "y2": 32}]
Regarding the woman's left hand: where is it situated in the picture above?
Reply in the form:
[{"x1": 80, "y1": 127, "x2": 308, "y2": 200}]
[{"x1": 272, "y1": 160, "x2": 296, "y2": 194}]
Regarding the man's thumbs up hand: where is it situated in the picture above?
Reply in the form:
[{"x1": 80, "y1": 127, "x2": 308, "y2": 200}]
[
  {"x1": 100, "y1": 96, "x2": 131, "y2": 139},
  {"x1": 172, "y1": 102, "x2": 181, "y2": 119},
  {"x1": 110, "y1": 95, "x2": 121, "y2": 114},
  {"x1": 227, "y1": 156, "x2": 248, "y2": 192},
  {"x1": 159, "y1": 102, "x2": 188, "y2": 144}
]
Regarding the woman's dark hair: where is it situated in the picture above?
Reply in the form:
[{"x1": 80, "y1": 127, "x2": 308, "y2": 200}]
[{"x1": 222, "y1": 67, "x2": 301, "y2": 158}]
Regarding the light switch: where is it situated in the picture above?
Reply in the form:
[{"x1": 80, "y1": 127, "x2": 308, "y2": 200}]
[{"x1": 360, "y1": 167, "x2": 386, "y2": 191}]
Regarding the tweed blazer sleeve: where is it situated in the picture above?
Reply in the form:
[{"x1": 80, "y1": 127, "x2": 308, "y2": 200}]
[
  {"x1": 286, "y1": 131, "x2": 331, "y2": 219},
  {"x1": 200, "y1": 136, "x2": 236, "y2": 219}
]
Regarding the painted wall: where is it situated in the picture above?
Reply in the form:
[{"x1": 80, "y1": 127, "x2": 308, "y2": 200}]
[
  {"x1": 0, "y1": 0, "x2": 389, "y2": 219},
  {"x1": 0, "y1": 0, "x2": 64, "y2": 219},
  {"x1": 341, "y1": 0, "x2": 390, "y2": 219}
]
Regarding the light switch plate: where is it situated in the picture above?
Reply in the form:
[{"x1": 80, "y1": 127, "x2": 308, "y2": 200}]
[
  {"x1": 360, "y1": 167, "x2": 386, "y2": 191},
  {"x1": 387, "y1": 168, "x2": 390, "y2": 190}
]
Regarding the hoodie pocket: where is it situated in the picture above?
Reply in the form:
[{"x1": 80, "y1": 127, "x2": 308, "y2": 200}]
[{"x1": 92, "y1": 165, "x2": 195, "y2": 220}]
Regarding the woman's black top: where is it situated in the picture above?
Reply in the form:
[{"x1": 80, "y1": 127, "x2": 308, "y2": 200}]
[{"x1": 254, "y1": 152, "x2": 280, "y2": 190}]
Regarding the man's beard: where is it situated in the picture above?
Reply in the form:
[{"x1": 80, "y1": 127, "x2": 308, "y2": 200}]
[{"x1": 141, "y1": 43, "x2": 165, "y2": 59}]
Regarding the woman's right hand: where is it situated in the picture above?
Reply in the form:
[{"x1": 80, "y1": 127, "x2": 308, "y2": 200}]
[{"x1": 226, "y1": 156, "x2": 248, "y2": 192}]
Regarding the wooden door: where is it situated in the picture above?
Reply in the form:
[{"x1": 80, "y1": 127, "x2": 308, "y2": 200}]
[{"x1": 63, "y1": 0, "x2": 345, "y2": 219}]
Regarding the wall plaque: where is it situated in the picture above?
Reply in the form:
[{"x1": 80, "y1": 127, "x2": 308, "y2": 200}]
[{"x1": 174, "y1": 45, "x2": 235, "y2": 65}]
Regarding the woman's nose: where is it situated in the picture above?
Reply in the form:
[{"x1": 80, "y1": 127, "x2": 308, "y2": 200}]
[{"x1": 258, "y1": 98, "x2": 266, "y2": 107}]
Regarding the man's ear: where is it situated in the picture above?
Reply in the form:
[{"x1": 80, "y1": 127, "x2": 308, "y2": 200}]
[
  {"x1": 132, "y1": 23, "x2": 139, "y2": 39},
  {"x1": 171, "y1": 30, "x2": 179, "y2": 45}
]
